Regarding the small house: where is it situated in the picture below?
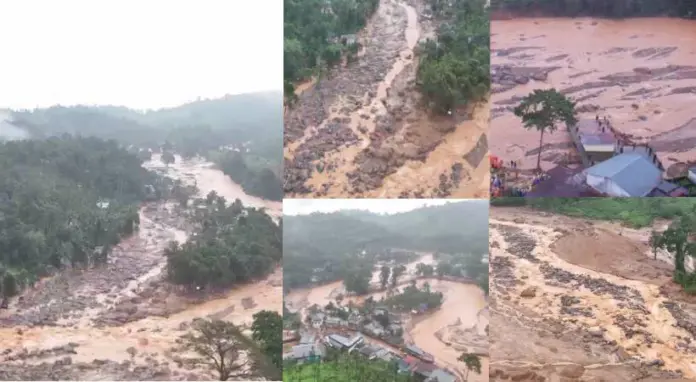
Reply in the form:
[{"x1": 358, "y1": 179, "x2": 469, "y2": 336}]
[{"x1": 426, "y1": 369, "x2": 457, "y2": 382}]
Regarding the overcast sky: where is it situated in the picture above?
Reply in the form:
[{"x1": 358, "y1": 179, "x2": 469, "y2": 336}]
[
  {"x1": 0, "y1": 0, "x2": 282, "y2": 110},
  {"x1": 283, "y1": 199, "x2": 488, "y2": 216}
]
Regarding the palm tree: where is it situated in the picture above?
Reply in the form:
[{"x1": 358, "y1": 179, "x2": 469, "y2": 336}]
[
  {"x1": 458, "y1": 353, "x2": 482, "y2": 381},
  {"x1": 513, "y1": 89, "x2": 577, "y2": 170}
]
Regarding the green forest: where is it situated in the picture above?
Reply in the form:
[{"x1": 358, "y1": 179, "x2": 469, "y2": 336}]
[
  {"x1": 417, "y1": 0, "x2": 490, "y2": 114},
  {"x1": 283, "y1": 201, "x2": 489, "y2": 293},
  {"x1": 284, "y1": 0, "x2": 380, "y2": 95},
  {"x1": 0, "y1": 137, "x2": 171, "y2": 299},
  {"x1": 490, "y1": 0, "x2": 696, "y2": 18},
  {"x1": 165, "y1": 193, "x2": 281, "y2": 290},
  {"x1": 283, "y1": 352, "x2": 414, "y2": 382},
  {"x1": 9, "y1": 93, "x2": 283, "y2": 201}
]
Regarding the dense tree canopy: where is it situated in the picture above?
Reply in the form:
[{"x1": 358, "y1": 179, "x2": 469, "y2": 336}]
[
  {"x1": 165, "y1": 194, "x2": 281, "y2": 290},
  {"x1": 283, "y1": 351, "x2": 415, "y2": 381},
  {"x1": 0, "y1": 137, "x2": 172, "y2": 298},
  {"x1": 417, "y1": 0, "x2": 490, "y2": 114},
  {"x1": 490, "y1": 0, "x2": 696, "y2": 18},
  {"x1": 284, "y1": 0, "x2": 380, "y2": 95}
]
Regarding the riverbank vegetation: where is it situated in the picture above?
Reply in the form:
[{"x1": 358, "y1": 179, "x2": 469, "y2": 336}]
[
  {"x1": 417, "y1": 0, "x2": 490, "y2": 114},
  {"x1": 283, "y1": 202, "x2": 488, "y2": 291},
  {"x1": 283, "y1": 352, "x2": 414, "y2": 382},
  {"x1": 9, "y1": 93, "x2": 283, "y2": 201},
  {"x1": 490, "y1": 0, "x2": 696, "y2": 18},
  {"x1": 283, "y1": 0, "x2": 380, "y2": 101},
  {"x1": 165, "y1": 193, "x2": 281, "y2": 290},
  {"x1": 492, "y1": 197, "x2": 696, "y2": 228},
  {"x1": 0, "y1": 137, "x2": 171, "y2": 300}
]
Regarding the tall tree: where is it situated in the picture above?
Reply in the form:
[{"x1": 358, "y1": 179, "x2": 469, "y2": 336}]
[
  {"x1": 513, "y1": 89, "x2": 577, "y2": 170},
  {"x1": 380, "y1": 265, "x2": 391, "y2": 289},
  {"x1": 458, "y1": 353, "x2": 482, "y2": 381},
  {"x1": 182, "y1": 320, "x2": 247, "y2": 381},
  {"x1": 251, "y1": 310, "x2": 282, "y2": 371}
]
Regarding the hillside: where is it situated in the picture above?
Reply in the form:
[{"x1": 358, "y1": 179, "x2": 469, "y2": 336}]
[
  {"x1": 7, "y1": 92, "x2": 284, "y2": 200},
  {"x1": 283, "y1": 201, "x2": 489, "y2": 289}
]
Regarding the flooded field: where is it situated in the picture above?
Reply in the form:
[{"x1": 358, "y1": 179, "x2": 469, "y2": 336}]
[
  {"x1": 490, "y1": 17, "x2": 696, "y2": 171},
  {"x1": 0, "y1": 156, "x2": 282, "y2": 380},
  {"x1": 285, "y1": 253, "x2": 489, "y2": 381},
  {"x1": 284, "y1": 0, "x2": 488, "y2": 198},
  {"x1": 489, "y1": 208, "x2": 696, "y2": 381}
]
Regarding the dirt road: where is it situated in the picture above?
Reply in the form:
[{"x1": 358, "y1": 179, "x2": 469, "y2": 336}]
[
  {"x1": 489, "y1": 207, "x2": 696, "y2": 381},
  {"x1": 284, "y1": 0, "x2": 488, "y2": 198},
  {"x1": 0, "y1": 156, "x2": 282, "y2": 380},
  {"x1": 490, "y1": 18, "x2": 696, "y2": 172}
]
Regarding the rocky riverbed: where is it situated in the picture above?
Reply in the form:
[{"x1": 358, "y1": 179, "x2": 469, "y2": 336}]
[
  {"x1": 490, "y1": 17, "x2": 696, "y2": 172},
  {"x1": 489, "y1": 208, "x2": 696, "y2": 381},
  {"x1": 0, "y1": 158, "x2": 282, "y2": 381},
  {"x1": 284, "y1": 0, "x2": 488, "y2": 198}
]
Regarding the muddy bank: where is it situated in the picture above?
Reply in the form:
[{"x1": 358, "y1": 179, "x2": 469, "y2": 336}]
[
  {"x1": 0, "y1": 158, "x2": 282, "y2": 380},
  {"x1": 146, "y1": 154, "x2": 281, "y2": 219},
  {"x1": 490, "y1": 17, "x2": 696, "y2": 171},
  {"x1": 489, "y1": 208, "x2": 696, "y2": 381},
  {"x1": 284, "y1": 0, "x2": 488, "y2": 198}
]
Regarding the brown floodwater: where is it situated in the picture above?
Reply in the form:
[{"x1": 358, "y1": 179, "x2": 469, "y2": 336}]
[
  {"x1": 0, "y1": 155, "x2": 282, "y2": 376},
  {"x1": 489, "y1": 218, "x2": 696, "y2": 379},
  {"x1": 490, "y1": 17, "x2": 696, "y2": 170},
  {"x1": 285, "y1": 253, "x2": 489, "y2": 380}
]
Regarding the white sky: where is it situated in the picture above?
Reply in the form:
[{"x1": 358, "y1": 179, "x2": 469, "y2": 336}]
[
  {"x1": 283, "y1": 199, "x2": 488, "y2": 216},
  {"x1": 0, "y1": 0, "x2": 282, "y2": 110}
]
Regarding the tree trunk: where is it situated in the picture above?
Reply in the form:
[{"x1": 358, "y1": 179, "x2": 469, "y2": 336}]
[{"x1": 536, "y1": 128, "x2": 545, "y2": 170}]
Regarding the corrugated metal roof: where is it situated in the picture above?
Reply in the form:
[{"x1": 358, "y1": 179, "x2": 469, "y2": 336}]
[{"x1": 585, "y1": 153, "x2": 661, "y2": 197}]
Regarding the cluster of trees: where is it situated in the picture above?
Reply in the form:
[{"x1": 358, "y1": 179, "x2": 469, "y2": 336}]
[
  {"x1": 283, "y1": 202, "x2": 489, "y2": 290},
  {"x1": 284, "y1": 0, "x2": 380, "y2": 99},
  {"x1": 379, "y1": 264, "x2": 407, "y2": 290},
  {"x1": 165, "y1": 193, "x2": 281, "y2": 290},
  {"x1": 490, "y1": 0, "x2": 696, "y2": 18},
  {"x1": 417, "y1": 0, "x2": 490, "y2": 114},
  {"x1": 432, "y1": 253, "x2": 489, "y2": 294},
  {"x1": 182, "y1": 313, "x2": 282, "y2": 381},
  {"x1": 283, "y1": 351, "x2": 415, "y2": 382},
  {"x1": 650, "y1": 214, "x2": 696, "y2": 293},
  {"x1": 10, "y1": 93, "x2": 283, "y2": 201},
  {"x1": 214, "y1": 151, "x2": 283, "y2": 201},
  {"x1": 383, "y1": 282, "x2": 444, "y2": 311},
  {"x1": 0, "y1": 137, "x2": 170, "y2": 299}
]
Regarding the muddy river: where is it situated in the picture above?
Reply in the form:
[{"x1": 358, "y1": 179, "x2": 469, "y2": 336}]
[
  {"x1": 285, "y1": 253, "x2": 489, "y2": 381},
  {"x1": 490, "y1": 208, "x2": 696, "y2": 381},
  {"x1": 490, "y1": 17, "x2": 696, "y2": 171},
  {"x1": 284, "y1": 0, "x2": 488, "y2": 198},
  {"x1": 0, "y1": 155, "x2": 282, "y2": 380}
]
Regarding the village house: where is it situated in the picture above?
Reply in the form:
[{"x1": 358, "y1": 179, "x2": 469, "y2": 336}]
[
  {"x1": 283, "y1": 343, "x2": 324, "y2": 363},
  {"x1": 363, "y1": 321, "x2": 386, "y2": 337},
  {"x1": 324, "y1": 333, "x2": 364, "y2": 352}
]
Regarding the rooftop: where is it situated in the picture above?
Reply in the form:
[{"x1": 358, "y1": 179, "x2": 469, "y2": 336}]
[{"x1": 585, "y1": 153, "x2": 662, "y2": 197}]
